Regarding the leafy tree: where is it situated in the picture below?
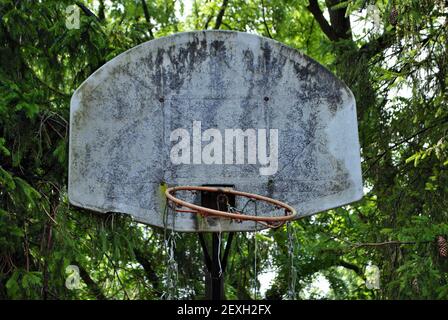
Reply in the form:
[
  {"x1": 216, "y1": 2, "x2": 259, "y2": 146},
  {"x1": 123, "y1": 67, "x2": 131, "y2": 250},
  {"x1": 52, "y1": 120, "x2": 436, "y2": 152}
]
[{"x1": 0, "y1": 0, "x2": 447, "y2": 299}]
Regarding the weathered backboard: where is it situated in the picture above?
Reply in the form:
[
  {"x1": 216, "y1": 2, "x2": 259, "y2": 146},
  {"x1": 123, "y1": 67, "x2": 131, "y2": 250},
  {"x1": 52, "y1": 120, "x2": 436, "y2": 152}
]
[{"x1": 68, "y1": 30, "x2": 363, "y2": 232}]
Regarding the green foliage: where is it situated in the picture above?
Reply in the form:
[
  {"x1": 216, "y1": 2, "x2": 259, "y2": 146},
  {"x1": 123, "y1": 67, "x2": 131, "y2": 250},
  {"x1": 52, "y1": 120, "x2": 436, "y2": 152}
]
[{"x1": 0, "y1": 0, "x2": 447, "y2": 300}]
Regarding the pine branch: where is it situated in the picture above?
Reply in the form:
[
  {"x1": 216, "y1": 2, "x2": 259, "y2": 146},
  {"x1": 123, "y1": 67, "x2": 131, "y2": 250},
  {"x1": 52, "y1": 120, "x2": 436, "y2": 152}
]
[
  {"x1": 363, "y1": 116, "x2": 448, "y2": 174},
  {"x1": 358, "y1": 30, "x2": 396, "y2": 61}
]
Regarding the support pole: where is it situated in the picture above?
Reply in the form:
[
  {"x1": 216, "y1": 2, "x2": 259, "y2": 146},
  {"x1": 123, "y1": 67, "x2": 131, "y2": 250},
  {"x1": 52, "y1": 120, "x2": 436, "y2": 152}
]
[
  {"x1": 199, "y1": 232, "x2": 234, "y2": 300},
  {"x1": 199, "y1": 186, "x2": 235, "y2": 300}
]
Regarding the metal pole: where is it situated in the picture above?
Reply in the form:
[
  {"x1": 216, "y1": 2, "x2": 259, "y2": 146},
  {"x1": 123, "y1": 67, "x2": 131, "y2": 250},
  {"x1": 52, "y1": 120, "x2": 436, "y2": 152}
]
[
  {"x1": 199, "y1": 186, "x2": 235, "y2": 300},
  {"x1": 199, "y1": 232, "x2": 234, "y2": 300}
]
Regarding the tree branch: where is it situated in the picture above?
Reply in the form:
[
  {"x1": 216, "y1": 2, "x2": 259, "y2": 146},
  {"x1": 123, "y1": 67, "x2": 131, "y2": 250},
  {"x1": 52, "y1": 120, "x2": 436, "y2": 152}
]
[
  {"x1": 98, "y1": 0, "x2": 105, "y2": 21},
  {"x1": 76, "y1": 2, "x2": 100, "y2": 20},
  {"x1": 104, "y1": 253, "x2": 130, "y2": 300},
  {"x1": 134, "y1": 249, "x2": 162, "y2": 296},
  {"x1": 141, "y1": 0, "x2": 155, "y2": 39},
  {"x1": 358, "y1": 30, "x2": 396, "y2": 61},
  {"x1": 77, "y1": 264, "x2": 107, "y2": 300},
  {"x1": 325, "y1": 0, "x2": 352, "y2": 40},
  {"x1": 363, "y1": 116, "x2": 448, "y2": 174},
  {"x1": 261, "y1": 0, "x2": 273, "y2": 38},
  {"x1": 352, "y1": 241, "x2": 431, "y2": 248},
  {"x1": 339, "y1": 260, "x2": 364, "y2": 278},
  {"x1": 214, "y1": 0, "x2": 229, "y2": 29},
  {"x1": 204, "y1": 13, "x2": 214, "y2": 29},
  {"x1": 306, "y1": 0, "x2": 339, "y2": 41}
]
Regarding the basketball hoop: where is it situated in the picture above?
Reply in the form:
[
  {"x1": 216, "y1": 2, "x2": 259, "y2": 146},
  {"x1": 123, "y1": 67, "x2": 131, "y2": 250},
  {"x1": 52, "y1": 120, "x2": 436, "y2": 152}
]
[{"x1": 165, "y1": 186, "x2": 297, "y2": 228}]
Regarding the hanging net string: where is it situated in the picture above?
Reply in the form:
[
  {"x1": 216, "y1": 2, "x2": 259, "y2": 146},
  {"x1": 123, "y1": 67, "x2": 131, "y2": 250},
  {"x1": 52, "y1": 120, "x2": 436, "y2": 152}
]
[
  {"x1": 287, "y1": 222, "x2": 298, "y2": 299},
  {"x1": 165, "y1": 231, "x2": 179, "y2": 300},
  {"x1": 162, "y1": 201, "x2": 180, "y2": 300},
  {"x1": 215, "y1": 195, "x2": 227, "y2": 278}
]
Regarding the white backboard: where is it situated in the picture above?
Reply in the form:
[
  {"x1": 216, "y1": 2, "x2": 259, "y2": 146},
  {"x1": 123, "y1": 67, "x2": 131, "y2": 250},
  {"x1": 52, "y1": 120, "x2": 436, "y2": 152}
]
[{"x1": 68, "y1": 31, "x2": 363, "y2": 232}]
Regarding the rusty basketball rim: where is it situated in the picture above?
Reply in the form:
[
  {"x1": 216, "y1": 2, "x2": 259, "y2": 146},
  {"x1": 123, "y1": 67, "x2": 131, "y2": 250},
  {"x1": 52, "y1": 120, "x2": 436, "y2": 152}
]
[{"x1": 165, "y1": 186, "x2": 297, "y2": 228}]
